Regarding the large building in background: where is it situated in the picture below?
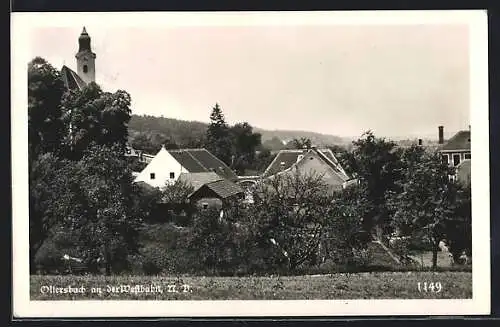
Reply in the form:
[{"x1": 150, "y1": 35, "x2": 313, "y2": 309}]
[
  {"x1": 60, "y1": 27, "x2": 96, "y2": 91},
  {"x1": 438, "y1": 125, "x2": 471, "y2": 184}
]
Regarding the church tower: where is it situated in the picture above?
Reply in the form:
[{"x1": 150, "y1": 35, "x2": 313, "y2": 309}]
[{"x1": 75, "y1": 27, "x2": 96, "y2": 84}]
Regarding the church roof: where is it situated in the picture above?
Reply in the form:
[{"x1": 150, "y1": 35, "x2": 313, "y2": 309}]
[{"x1": 60, "y1": 65, "x2": 87, "y2": 90}]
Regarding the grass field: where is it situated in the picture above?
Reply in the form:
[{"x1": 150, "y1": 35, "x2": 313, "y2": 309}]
[{"x1": 31, "y1": 271, "x2": 472, "y2": 300}]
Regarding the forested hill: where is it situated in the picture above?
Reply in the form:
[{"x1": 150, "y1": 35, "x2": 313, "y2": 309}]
[{"x1": 128, "y1": 114, "x2": 352, "y2": 151}]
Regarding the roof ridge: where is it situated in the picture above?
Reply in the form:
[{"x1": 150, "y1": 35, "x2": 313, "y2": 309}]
[
  {"x1": 310, "y1": 149, "x2": 350, "y2": 182},
  {"x1": 169, "y1": 147, "x2": 206, "y2": 152}
]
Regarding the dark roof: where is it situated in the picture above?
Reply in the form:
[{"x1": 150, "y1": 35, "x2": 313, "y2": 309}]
[
  {"x1": 263, "y1": 148, "x2": 349, "y2": 181},
  {"x1": 60, "y1": 65, "x2": 86, "y2": 90},
  {"x1": 168, "y1": 148, "x2": 238, "y2": 181},
  {"x1": 440, "y1": 130, "x2": 471, "y2": 151},
  {"x1": 169, "y1": 151, "x2": 206, "y2": 173},
  {"x1": 264, "y1": 150, "x2": 304, "y2": 177},
  {"x1": 190, "y1": 179, "x2": 243, "y2": 200},
  {"x1": 178, "y1": 172, "x2": 223, "y2": 192}
]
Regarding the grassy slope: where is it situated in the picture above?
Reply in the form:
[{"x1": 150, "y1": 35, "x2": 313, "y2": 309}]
[{"x1": 31, "y1": 272, "x2": 471, "y2": 300}]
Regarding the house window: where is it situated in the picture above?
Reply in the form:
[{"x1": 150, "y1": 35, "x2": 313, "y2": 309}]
[
  {"x1": 170, "y1": 172, "x2": 175, "y2": 179},
  {"x1": 150, "y1": 173, "x2": 155, "y2": 180},
  {"x1": 465, "y1": 153, "x2": 471, "y2": 160},
  {"x1": 83, "y1": 65, "x2": 88, "y2": 73},
  {"x1": 441, "y1": 154, "x2": 449, "y2": 165},
  {"x1": 453, "y1": 154, "x2": 461, "y2": 166}
]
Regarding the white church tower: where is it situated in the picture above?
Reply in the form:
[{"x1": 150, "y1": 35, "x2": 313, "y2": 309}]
[{"x1": 75, "y1": 27, "x2": 96, "y2": 84}]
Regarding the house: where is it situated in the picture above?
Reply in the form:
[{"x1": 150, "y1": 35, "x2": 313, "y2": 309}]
[
  {"x1": 134, "y1": 146, "x2": 238, "y2": 188},
  {"x1": 60, "y1": 27, "x2": 96, "y2": 91},
  {"x1": 188, "y1": 179, "x2": 244, "y2": 210},
  {"x1": 437, "y1": 125, "x2": 471, "y2": 183},
  {"x1": 260, "y1": 147, "x2": 354, "y2": 191}
]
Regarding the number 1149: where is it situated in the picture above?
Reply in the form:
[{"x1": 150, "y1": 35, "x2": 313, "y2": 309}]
[{"x1": 417, "y1": 282, "x2": 442, "y2": 293}]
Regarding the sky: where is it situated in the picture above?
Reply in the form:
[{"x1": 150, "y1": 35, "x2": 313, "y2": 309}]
[{"x1": 28, "y1": 22, "x2": 470, "y2": 139}]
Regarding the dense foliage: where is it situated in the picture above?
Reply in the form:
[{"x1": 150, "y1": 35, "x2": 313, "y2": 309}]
[
  {"x1": 29, "y1": 57, "x2": 471, "y2": 277},
  {"x1": 28, "y1": 57, "x2": 143, "y2": 275}
]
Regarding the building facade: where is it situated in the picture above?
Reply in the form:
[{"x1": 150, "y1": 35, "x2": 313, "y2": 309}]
[
  {"x1": 437, "y1": 125, "x2": 471, "y2": 184},
  {"x1": 261, "y1": 147, "x2": 354, "y2": 191},
  {"x1": 134, "y1": 146, "x2": 238, "y2": 188}
]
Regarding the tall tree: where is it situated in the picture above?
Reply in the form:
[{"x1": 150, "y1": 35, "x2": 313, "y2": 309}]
[
  {"x1": 28, "y1": 57, "x2": 66, "y2": 158},
  {"x1": 62, "y1": 144, "x2": 142, "y2": 274},
  {"x1": 230, "y1": 122, "x2": 262, "y2": 175},
  {"x1": 61, "y1": 83, "x2": 132, "y2": 160},
  {"x1": 29, "y1": 152, "x2": 70, "y2": 273},
  {"x1": 205, "y1": 103, "x2": 233, "y2": 165},
  {"x1": 251, "y1": 169, "x2": 336, "y2": 272},
  {"x1": 342, "y1": 131, "x2": 402, "y2": 239},
  {"x1": 387, "y1": 146, "x2": 459, "y2": 269}
]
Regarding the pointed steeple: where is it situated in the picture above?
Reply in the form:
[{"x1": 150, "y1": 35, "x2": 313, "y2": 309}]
[{"x1": 78, "y1": 26, "x2": 92, "y2": 52}]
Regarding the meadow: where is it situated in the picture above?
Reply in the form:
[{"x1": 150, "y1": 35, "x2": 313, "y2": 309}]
[{"x1": 31, "y1": 271, "x2": 472, "y2": 300}]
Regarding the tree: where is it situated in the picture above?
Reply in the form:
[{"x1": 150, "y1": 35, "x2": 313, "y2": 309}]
[
  {"x1": 342, "y1": 131, "x2": 402, "y2": 239},
  {"x1": 162, "y1": 179, "x2": 195, "y2": 204},
  {"x1": 288, "y1": 137, "x2": 312, "y2": 150},
  {"x1": 251, "y1": 169, "x2": 336, "y2": 272},
  {"x1": 28, "y1": 57, "x2": 66, "y2": 158},
  {"x1": 387, "y1": 145, "x2": 459, "y2": 269},
  {"x1": 205, "y1": 103, "x2": 233, "y2": 165},
  {"x1": 230, "y1": 122, "x2": 262, "y2": 175},
  {"x1": 130, "y1": 132, "x2": 178, "y2": 154},
  {"x1": 188, "y1": 207, "x2": 241, "y2": 275},
  {"x1": 29, "y1": 152, "x2": 70, "y2": 273},
  {"x1": 60, "y1": 83, "x2": 132, "y2": 160},
  {"x1": 60, "y1": 144, "x2": 142, "y2": 274},
  {"x1": 255, "y1": 148, "x2": 276, "y2": 172},
  {"x1": 323, "y1": 185, "x2": 371, "y2": 266}
]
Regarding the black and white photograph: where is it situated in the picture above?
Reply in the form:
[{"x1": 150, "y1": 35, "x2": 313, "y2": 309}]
[{"x1": 11, "y1": 10, "x2": 490, "y2": 317}]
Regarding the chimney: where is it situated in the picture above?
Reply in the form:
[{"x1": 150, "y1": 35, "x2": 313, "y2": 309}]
[
  {"x1": 418, "y1": 139, "x2": 423, "y2": 146},
  {"x1": 438, "y1": 126, "x2": 444, "y2": 144}
]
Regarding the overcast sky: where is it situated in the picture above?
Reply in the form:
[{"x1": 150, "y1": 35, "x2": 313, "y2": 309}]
[{"x1": 28, "y1": 23, "x2": 470, "y2": 138}]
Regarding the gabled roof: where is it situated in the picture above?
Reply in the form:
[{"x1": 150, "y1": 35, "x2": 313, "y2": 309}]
[
  {"x1": 263, "y1": 148, "x2": 350, "y2": 181},
  {"x1": 178, "y1": 172, "x2": 223, "y2": 193},
  {"x1": 168, "y1": 148, "x2": 238, "y2": 181},
  {"x1": 60, "y1": 65, "x2": 87, "y2": 90},
  {"x1": 191, "y1": 179, "x2": 244, "y2": 200},
  {"x1": 440, "y1": 130, "x2": 471, "y2": 151}
]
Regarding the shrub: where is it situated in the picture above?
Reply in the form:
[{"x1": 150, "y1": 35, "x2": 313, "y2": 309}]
[
  {"x1": 138, "y1": 244, "x2": 170, "y2": 275},
  {"x1": 34, "y1": 239, "x2": 64, "y2": 274}
]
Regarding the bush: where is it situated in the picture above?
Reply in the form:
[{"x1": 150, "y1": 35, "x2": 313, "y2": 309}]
[
  {"x1": 34, "y1": 239, "x2": 64, "y2": 274},
  {"x1": 138, "y1": 244, "x2": 170, "y2": 275}
]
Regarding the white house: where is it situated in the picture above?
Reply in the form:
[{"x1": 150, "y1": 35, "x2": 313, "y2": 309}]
[{"x1": 134, "y1": 146, "x2": 238, "y2": 188}]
